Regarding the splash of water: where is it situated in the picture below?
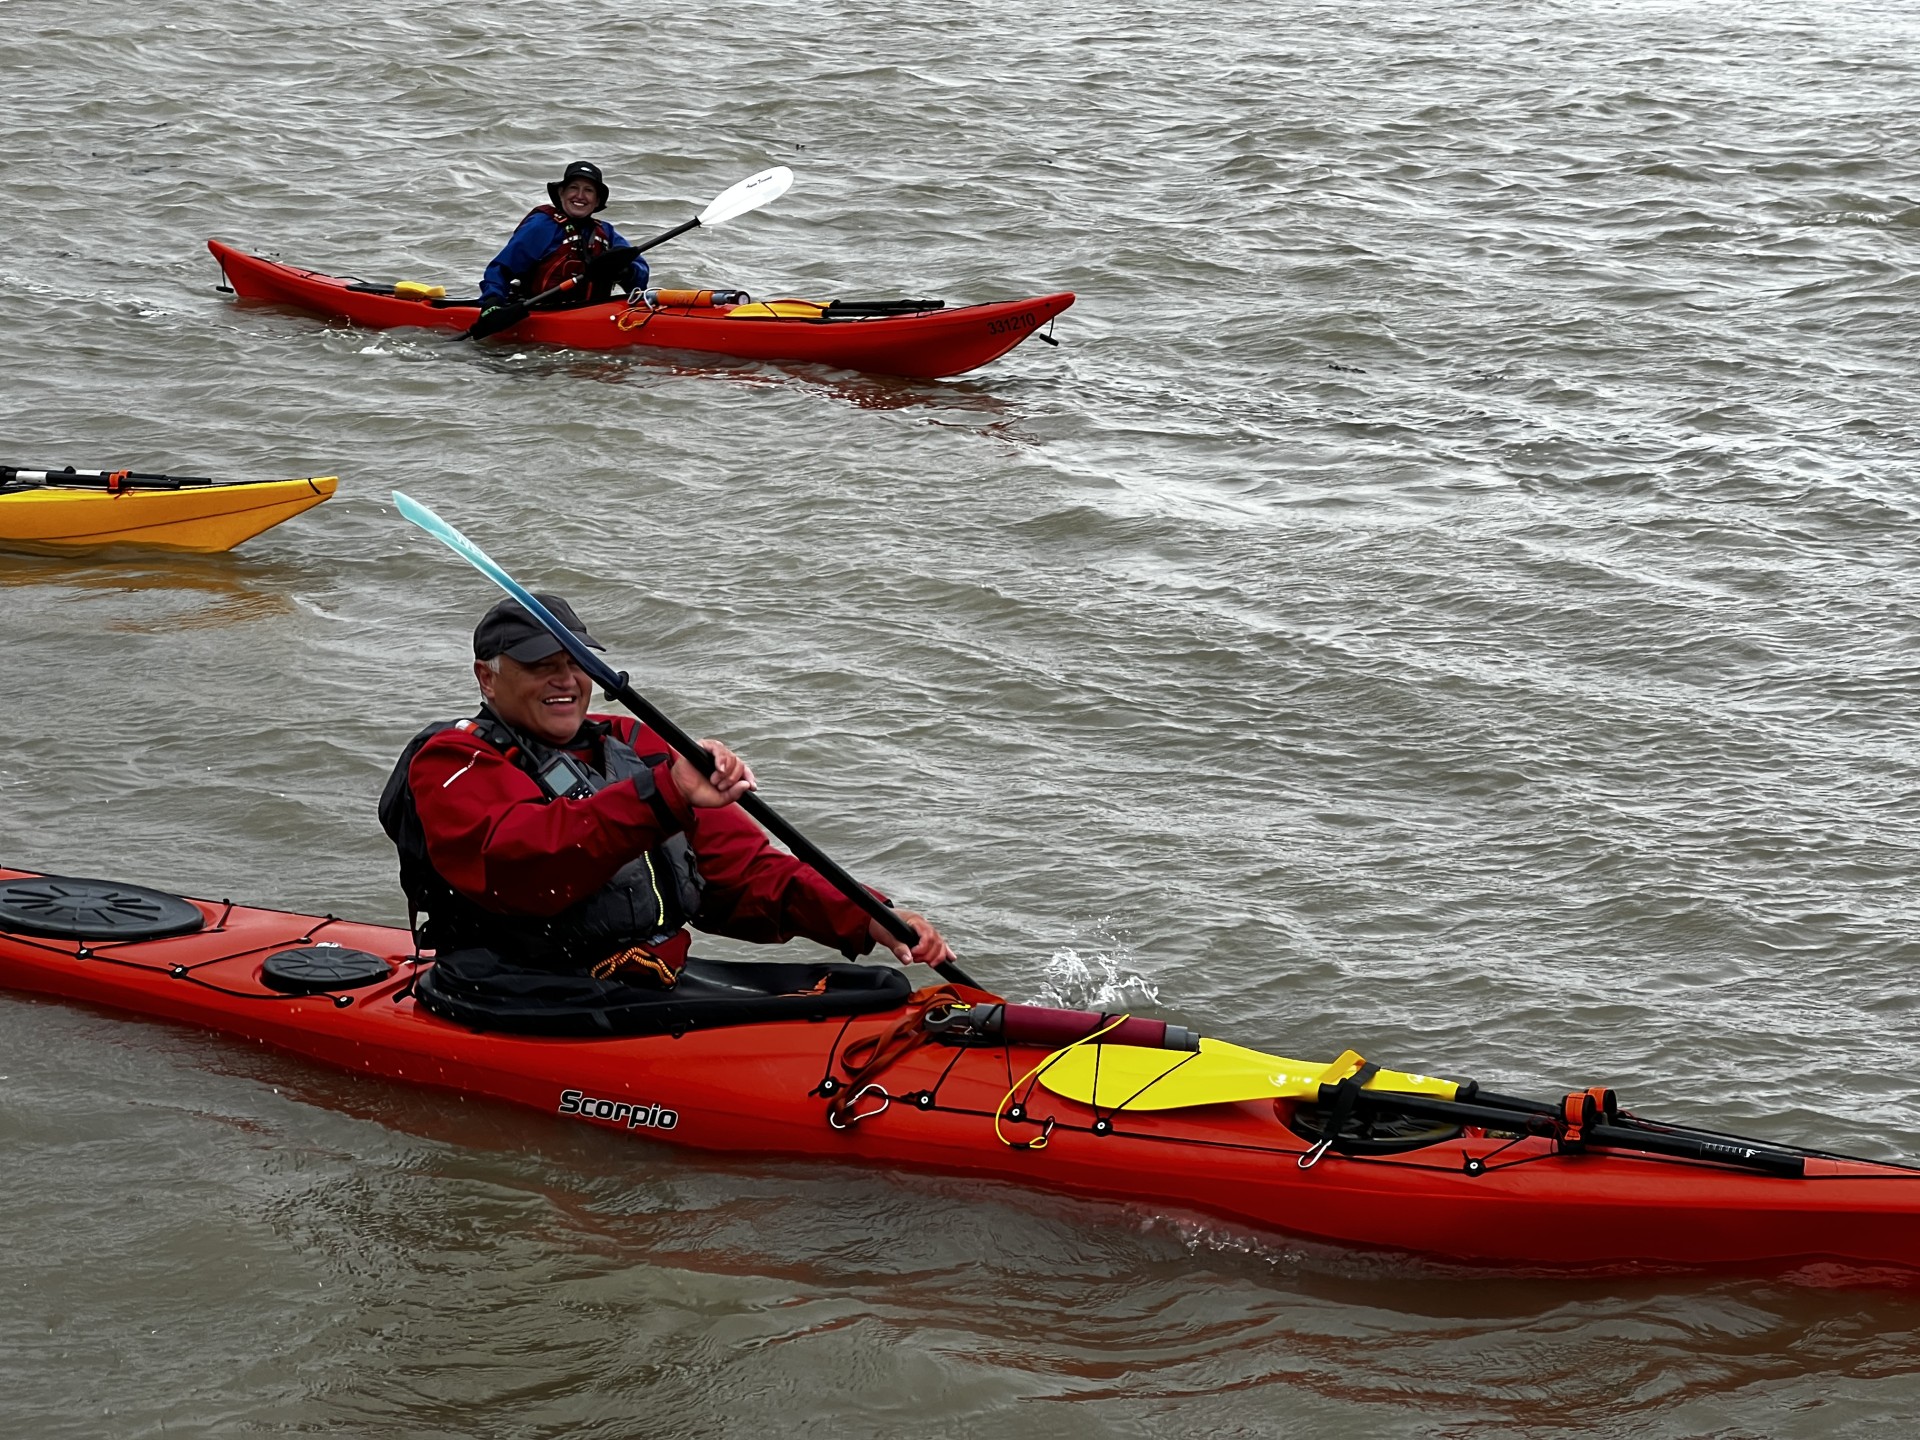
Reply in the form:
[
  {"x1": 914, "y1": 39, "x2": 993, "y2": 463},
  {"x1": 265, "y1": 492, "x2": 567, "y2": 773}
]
[{"x1": 1028, "y1": 920, "x2": 1161, "y2": 1011}]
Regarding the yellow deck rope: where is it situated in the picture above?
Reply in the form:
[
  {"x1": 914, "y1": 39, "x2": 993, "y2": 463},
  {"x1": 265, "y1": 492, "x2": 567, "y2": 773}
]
[{"x1": 994, "y1": 1013, "x2": 1132, "y2": 1150}]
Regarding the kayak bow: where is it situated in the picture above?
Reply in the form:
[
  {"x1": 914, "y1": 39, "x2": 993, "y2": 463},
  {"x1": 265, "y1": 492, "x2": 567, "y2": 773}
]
[{"x1": 4, "y1": 866, "x2": 1920, "y2": 1277}]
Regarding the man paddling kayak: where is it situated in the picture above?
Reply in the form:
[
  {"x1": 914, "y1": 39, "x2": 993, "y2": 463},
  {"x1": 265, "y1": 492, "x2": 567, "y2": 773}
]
[
  {"x1": 479, "y1": 161, "x2": 648, "y2": 315},
  {"x1": 380, "y1": 593, "x2": 953, "y2": 999}
]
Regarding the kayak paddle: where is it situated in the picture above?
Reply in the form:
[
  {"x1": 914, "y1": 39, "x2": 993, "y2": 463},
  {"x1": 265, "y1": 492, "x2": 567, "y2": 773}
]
[
  {"x1": 393, "y1": 489, "x2": 975, "y2": 987},
  {"x1": 463, "y1": 165, "x2": 795, "y2": 341}
]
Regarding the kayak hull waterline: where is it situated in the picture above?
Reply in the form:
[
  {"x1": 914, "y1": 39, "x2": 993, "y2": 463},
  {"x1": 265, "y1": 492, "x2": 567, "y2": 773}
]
[
  {"x1": 207, "y1": 240, "x2": 1074, "y2": 379},
  {"x1": 0, "y1": 476, "x2": 337, "y2": 553},
  {"x1": 4, "y1": 865, "x2": 1919, "y2": 1277}
]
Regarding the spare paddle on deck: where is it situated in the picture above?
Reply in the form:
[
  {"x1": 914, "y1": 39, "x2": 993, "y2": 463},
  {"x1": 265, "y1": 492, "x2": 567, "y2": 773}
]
[
  {"x1": 1035, "y1": 1038, "x2": 1460, "y2": 1111},
  {"x1": 1032, "y1": 1037, "x2": 1809, "y2": 1176},
  {"x1": 392, "y1": 489, "x2": 975, "y2": 988},
  {"x1": 463, "y1": 165, "x2": 795, "y2": 341},
  {"x1": 3, "y1": 466, "x2": 214, "y2": 490}
]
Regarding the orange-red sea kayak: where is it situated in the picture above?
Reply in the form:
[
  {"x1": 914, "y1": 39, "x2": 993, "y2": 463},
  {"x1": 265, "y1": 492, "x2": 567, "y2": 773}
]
[
  {"x1": 208, "y1": 240, "x2": 1073, "y2": 379},
  {"x1": 5, "y1": 865, "x2": 1917, "y2": 1278}
]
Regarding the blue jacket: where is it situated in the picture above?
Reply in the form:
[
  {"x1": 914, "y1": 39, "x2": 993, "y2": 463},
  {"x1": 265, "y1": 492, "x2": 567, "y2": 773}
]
[{"x1": 480, "y1": 212, "x2": 649, "y2": 305}]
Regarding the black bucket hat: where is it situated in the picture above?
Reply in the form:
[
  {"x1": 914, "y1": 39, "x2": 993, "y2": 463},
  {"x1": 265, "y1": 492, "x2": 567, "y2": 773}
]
[
  {"x1": 548, "y1": 160, "x2": 610, "y2": 213},
  {"x1": 473, "y1": 593, "x2": 605, "y2": 664}
]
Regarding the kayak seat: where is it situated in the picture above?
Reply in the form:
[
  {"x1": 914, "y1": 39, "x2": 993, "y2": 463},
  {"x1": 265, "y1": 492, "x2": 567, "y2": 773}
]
[
  {"x1": 0, "y1": 872, "x2": 207, "y2": 941},
  {"x1": 414, "y1": 948, "x2": 913, "y2": 1037}
]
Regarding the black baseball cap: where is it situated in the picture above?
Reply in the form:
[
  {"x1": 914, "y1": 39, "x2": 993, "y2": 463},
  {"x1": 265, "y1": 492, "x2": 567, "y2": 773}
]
[{"x1": 473, "y1": 593, "x2": 605, "y2": 663}]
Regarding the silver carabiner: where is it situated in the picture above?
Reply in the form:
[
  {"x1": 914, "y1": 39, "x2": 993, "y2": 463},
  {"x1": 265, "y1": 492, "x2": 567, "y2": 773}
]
[
  {"x1": 827, "y1": 1083, "x2": 892, "y2": 1130},
  {"x1": 1298, "y1": 1138, "x2": 1333, "y2": 1171}
]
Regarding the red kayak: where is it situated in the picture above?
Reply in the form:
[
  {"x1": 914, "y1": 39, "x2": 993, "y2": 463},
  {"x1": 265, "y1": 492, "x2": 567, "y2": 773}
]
[
  {"x1": 5, "y1": 865, "x2": 1918, "y2": 1277},
  {"x1": 208, "y1": 239, "x2": 1074, "y2": 379}
]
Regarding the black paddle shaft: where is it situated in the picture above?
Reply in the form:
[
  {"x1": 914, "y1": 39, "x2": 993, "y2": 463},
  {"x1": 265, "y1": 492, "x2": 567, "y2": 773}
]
[
  {"x1": 631, "y1": 217, "x2": 700, "y2": 253},
  {"x1": 599, "y1": 671, "x2": 979, "y2": 989}
]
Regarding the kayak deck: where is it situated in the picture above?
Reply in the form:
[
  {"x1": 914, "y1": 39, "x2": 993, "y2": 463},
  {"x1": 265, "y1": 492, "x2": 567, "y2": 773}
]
[
  {"x1": 208, "y1": 239, "x2": 1074, "y2": 380},
  {"x1": 4, "y1": 865, "x2": 1918, "y2": 1277},
  {"x1": 0, "y1": 475, "x2": 337, "y2": 553}
]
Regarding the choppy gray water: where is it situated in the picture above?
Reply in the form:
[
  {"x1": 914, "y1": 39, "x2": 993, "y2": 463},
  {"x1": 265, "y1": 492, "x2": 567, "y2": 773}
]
[{"x1": 6, "y1": 0, "x2": 1920, "y2": 1434}]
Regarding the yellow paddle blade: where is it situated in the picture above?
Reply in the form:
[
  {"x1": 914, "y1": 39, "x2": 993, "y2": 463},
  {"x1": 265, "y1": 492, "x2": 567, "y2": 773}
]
[
  {"x1": 1033, "y1": 1038, "x2": 1460, "y2": 1112},
  {"x1": 726, "y1": 299, "x2": 826, "y2": 320},
  {"x1": 394, "y1": 281, "x2": 447, "y2": 300}
]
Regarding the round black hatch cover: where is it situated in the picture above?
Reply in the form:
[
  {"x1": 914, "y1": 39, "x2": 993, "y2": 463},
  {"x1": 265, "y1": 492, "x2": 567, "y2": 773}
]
[
  {"x1": 0, "y1": 873, "x2": 206, "y2": 940},
  {"x1": 260, "y1": 946, "x2": 394, "y2": 994}
]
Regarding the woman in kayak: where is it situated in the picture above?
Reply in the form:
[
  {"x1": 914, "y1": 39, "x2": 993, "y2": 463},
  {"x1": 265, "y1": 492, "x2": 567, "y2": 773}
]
[
  {"x1": 380, "y1": 592, "x2": 954, "y2": 994},
  {"x1": 479, "y1": 161, "x2": 649, "y2": 312}
]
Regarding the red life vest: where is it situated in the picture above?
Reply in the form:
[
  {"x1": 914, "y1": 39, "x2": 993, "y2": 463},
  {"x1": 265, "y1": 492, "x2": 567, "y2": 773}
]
[{"x1": 523, "y1": 205, "x2": 619, "y2": 306}]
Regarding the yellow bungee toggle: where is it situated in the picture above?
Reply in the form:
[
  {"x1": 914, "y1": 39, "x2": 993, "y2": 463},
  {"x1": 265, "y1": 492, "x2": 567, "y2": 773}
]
[{"x1": 1033, "y1": 1038, "x2": 1461, "y2": 1112}]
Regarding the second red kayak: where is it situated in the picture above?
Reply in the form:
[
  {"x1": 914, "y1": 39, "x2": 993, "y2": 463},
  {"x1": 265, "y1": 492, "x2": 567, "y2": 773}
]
[{"x1": 208, "y1": 239, "x2": 1074, "y2": 379}]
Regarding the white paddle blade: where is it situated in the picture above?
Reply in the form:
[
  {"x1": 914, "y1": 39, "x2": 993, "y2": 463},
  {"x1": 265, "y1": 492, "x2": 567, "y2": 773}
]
[{"x1": 698, "y1": 165, "x2": 794, "y2": 228}]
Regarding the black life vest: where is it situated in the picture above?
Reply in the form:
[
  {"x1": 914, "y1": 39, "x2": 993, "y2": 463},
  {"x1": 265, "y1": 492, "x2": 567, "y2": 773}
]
[
  {"x1": 523, "y1": 205, "x2": 619, "y2": 306},
  {"x1": 378, "y1": 707, "x2": 704, "y2": 969}
]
